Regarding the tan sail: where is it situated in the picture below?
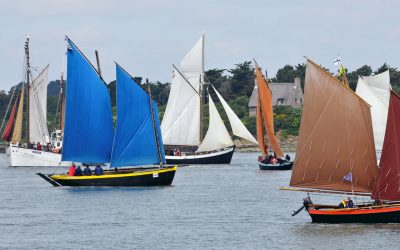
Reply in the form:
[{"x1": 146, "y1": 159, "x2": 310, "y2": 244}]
[
  {"x1": 255, "y1": 64, "x2": 284, "y2": 157},
  {"x1": 256, "y1": 99, "x2": 266, "y2": 156},
  {"x1": 290, "y1": 59, "x2": 377, "y2": 193},
  {"x1": 11, "y1": 86, "x2": 25, "y2": 144}
]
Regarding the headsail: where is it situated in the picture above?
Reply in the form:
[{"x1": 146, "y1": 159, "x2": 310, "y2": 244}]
[
  {"x1": 355, "y1": 71, "x2": 390, "y2": 151},
  {"x1": 290, "y1": 59, "x2": 377, "y2": 193},
  {"x1": 197, "y1": 94, "x2": 233, "y2": 152},
  {"x1": 255, "y1": 64, "x2": 284, "y2": 157},
  {"x1": 62, "y1": 37, "x2": 114, "y2": 163},
  {"x1": 161, "y1": 37, "x2": 203, "y2": 146},
  {"x1": 110, "y1": 64, "x2": 165, "y2": 167},
  {"x1": 11, "y1": 86, "x2": 25, "y2": 144},
  {"x1": 372, "y1": 91, "x2": 400, "y2": 200},
  {"x1": 2, "y1": 99, "x2": 18, "y2": 141},
  {"x1": 212, "y1": 86, "x2": 257, "y2": 144},
  {"x1": 29, "y1": 65, "x2": 50, "y2": 144}
]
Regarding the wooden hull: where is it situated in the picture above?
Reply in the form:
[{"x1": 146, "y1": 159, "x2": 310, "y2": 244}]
[
  {"x1": 259, "y1": 161, "x2": 293, "y2": 170},
  {"x1": 165, "y1": 147, "x2": 234, "y2": 165},
  {"x1": 307, "y1": 204, "x2": 400, "y2": 223},
  {"x1": 37, "y1": 166, "x2": 177, "y2": 187}
]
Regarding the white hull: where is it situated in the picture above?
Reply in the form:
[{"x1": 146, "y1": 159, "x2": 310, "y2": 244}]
[{"x1": 6, "y1": 145, "x2": 71, "y2": 167}]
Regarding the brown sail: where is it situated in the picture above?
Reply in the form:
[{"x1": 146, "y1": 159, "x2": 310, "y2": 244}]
[
  {"x1": 1, "y1": 99, "x2": 18, "y2": 141},
  {"x1": 11, "y1": 86, "x2": 25, "y2": 144},
  {"x1": 372, "y1": 91, "x2": 400, "y2": 200},
  {"x1": 256, "y1": 99, "x2": 266, "y2": 156},
  {"x1": 255, "y1": 64, "x2": 284, "y2": 158},
  {"x1": 290, "y1": 59, "x2": 377, "y2": 193}
]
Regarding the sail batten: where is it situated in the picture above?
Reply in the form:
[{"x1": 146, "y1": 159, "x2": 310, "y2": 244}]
[
  {"x1": 290, "y1": 59, "x2": 377, "y2": 193},
  {"x1": 62, "y1": 38, "x2": 114, "y2": 163}
]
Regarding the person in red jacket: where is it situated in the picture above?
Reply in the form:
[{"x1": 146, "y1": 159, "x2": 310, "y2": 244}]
[{"x1": 68, "y1": 163, "x2": 76, "y2": 176}]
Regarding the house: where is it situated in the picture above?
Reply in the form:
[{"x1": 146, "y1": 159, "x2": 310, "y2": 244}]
[{"x1": 248, "y1": 77, "x2": 303, "y2": 117}]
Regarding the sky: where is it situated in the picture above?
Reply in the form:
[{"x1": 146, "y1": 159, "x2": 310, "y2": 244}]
[{"x1": 0, "y1": 0, "x2": 399, "y2": 91}]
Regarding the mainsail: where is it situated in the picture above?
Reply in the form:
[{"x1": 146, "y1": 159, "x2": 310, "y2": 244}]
[
  {"x1": 212, "y1": 86, "x2": 258, "y2": 144},
  {"x1": 372, "y1": 91, "x2": 400, "y2": 200},
  {"x1": 255, "y1": 64, "x2": 284, "y2": 158},
  {"x1": 256, "y1": 100, "x2": 266, "y2": 156},
  {"x1": 11, "y1": 86, "x2": 25, "y2": 144},
  {"x1": 290, "y1": 59, "x2": 377, "y2": 193},
  {"x1": 29, "y1": 65, "x2": 50, "y2": 144},
  {"x1": 197, "y1": 94, "x2": 233, "y2": 152},
  {"x1": 62, "y1": 38, "x2": 114, "y2": 163},
  {"x1": 111, "y1": 64, "x2": 165, "y2": 167},
  {"x1": 355, "y1": 71, "x2": 390, "y2": 151}
]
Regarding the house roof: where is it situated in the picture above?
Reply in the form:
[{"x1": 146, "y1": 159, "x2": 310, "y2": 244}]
[{"x1": 248, "y1": 82, "x2": 297, "y2": 107}]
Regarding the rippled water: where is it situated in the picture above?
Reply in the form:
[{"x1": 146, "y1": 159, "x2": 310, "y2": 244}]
[{"x1": 0, "y1": 152, "x2": 399, "y2": 249}]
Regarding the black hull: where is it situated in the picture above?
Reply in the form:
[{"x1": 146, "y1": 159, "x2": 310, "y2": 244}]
[
  {"x1": 259, "y1": 161, "x2": 293, "y2": 170},
  {"x1": 37, "y1": 166, "x2": 176, "y2": 187},
  {"x1": 308, "y1": 206, "x2": 400, "y2": 223},
  {"x1": 165, "y1": 148, "x2": 234, "y2": 165}
]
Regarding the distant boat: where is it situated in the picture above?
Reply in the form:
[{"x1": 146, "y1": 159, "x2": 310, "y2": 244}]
[
  {"x1": 254, "y1": 61, "x2": 293, "y2": 170},
  {"x1": 37, "y1": 37, "x2": 176, "y2": 187},
  {"x1": 161, "y1": 35, "x2": 257, "y2": 164},
  {"x1": 1, "y1": 34, "x2": 69, "y2": 167},
  {"x1": 286, "y1": 58, "x2": 400, "y2": 223},
  {"x1": 355, "y1": 70, "x2": 390, "y2": 152}
]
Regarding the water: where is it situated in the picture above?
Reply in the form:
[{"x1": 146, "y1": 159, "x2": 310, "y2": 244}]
[{"x1": 0, "y1": 152, "x2": 399, "y2": 249}]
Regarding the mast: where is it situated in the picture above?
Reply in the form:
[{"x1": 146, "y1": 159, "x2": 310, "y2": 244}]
[
  {"x1": 147, "y1": 79, "x2": 163, "y2": 168},
  {"x1": 25, "y1": 33, "x2": 31, "y2": 143},
  {"x1": 199, "y1": 34, "x2": 205, "y2": 142},
  {"x1": 95, "y1": 50, "x2": 102, "y2": 79},
  {"x1": 59, "y1": 73, "x2": 66, "y2": 131}
]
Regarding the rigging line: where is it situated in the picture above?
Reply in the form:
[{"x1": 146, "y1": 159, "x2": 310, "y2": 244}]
[{"x1": 172, "y1": 65, "x2": 201, "y2": 97}]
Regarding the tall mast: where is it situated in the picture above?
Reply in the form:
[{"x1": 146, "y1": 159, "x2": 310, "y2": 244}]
[
  {"x1": 59, "y1": 72, "x2": 66, "y2": 131},
  {"x1": 199, "y1": 34, "x2": 205, "y2": 142},
  {"x1": 25, "y1": 33, "x2": 31, "y2": 143},
  {"x1": 147, "y1": 79, "x2": 163, "y2": 168}
]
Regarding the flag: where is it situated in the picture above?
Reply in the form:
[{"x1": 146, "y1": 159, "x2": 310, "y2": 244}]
[
  {"x1": 333, "y1": 56, "x2": 342, "y2": 66},
  {"x1": 343, "y1": 172, "x2": 352, "y2": 182}
]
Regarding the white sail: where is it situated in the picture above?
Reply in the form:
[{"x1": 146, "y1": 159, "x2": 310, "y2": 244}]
[
  {"x1": 29, "y1": 65, "x2": 50, "y2": 144},
  {"x1": 212, "y1": 86, "x2": 258, "y2": 144},
  {"x1": 161, "y1": 69, "x2": 200, "y2": 145},
  {"x1": 161, "y1": 36, "x2": 204, "y2": 146},
  {"x1": 197, "y1": 95, "x2": 233, "y2": 152},
  {"x1": 355, "y1": 70, "x2": 390, "y2": 151}
]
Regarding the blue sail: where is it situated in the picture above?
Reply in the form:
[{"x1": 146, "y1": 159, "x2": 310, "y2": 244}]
[
  {"x1": 62, "y1": 38, "x2": 114, "y2": 163},
  {"x1": 110, "y1": 64, "x2": 165, "y2": 167}
]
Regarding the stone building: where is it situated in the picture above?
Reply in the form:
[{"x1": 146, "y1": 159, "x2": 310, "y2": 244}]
[{"x1": 248, "y1": 77, "x2": 303, "y2": 117}]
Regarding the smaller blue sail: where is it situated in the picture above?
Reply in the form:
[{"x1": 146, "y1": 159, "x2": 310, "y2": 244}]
[
  {"x1": 62, "y1": 37, "x2": 114, "y2": 163},
  {"x1": 110, "y1": 64, "x2": 165, "y2": 167}
]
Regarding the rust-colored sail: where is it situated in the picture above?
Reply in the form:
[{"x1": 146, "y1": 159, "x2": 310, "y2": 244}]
[
  {"x1": 255, "y1": 65, "x2": 284, "y2": 157},
  {"x1": 11, "y1": 86, "x2": 25, "y2": 144},
  {"x1": 1, "y1": 99, "x2": 18, "y2": 141},
  {"x1": 256, "y1": 99, "x2": 266, "y2": 156},
  {"x1": 290, "y1": 59, "x2": 377, "y2": 193},
  {"x1": 372, "y1": 91, "x2": 400, "y2": 200}
]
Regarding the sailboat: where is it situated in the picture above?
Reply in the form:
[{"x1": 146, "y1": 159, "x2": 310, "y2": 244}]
[
  {"x1": 355, "y1": 70, "x2": 390, "y2": 152},
  {"x1": 161, "y1": 35, "x2": 257, "y2": 164},
  {"x1": 285, "y1": 58, "x2": 400, "y2": 223},
  {"x1": 38, "y1": 37, "x2": 176, "y2": 186},
  {"x1": 254, "y1": 62, "x2": 293, "y2": 170},
  {"x1": 2, "y1": 34, "x2": 70, "y2": 167}
]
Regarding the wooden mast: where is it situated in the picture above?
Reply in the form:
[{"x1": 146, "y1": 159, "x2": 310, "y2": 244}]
[
  {"x1": 147, "y1": 78, "x2": 164, "y2": 168},
  {"x1": 25, "y1": 33, "x2": 31, "y2": 144},
  {"x1": 59, "y1": 73, "x2": 66, "y2": 131},
  {"x1": 199, "y1": 34, "x2": 205, "y2": 142}
]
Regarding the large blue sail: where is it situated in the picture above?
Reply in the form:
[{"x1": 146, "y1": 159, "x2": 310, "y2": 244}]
[
  {"x1": 62, "y1": 38, "x2": 114, "y2": 163},
  {"x1": 110, "y1": 64, "x2": 165, "y2": 167}
]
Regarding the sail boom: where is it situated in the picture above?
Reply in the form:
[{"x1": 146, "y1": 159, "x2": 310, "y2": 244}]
[{"x1": 280, "y1": 186, "x2": 371, "y2": 197}]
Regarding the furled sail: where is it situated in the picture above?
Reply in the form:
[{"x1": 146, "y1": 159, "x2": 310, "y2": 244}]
[
  {"x1": 355, "y1": 71, "x2": 390, "y2": 151},
  {"x1": 256, "y1": 99, "x2": 266, "y2": 156},
  {"x1": 197, "y1": 94, "x2": 233, "y2": 152},
  {"x1": 2, "y1": 99, "x2": 18, "y2": 141},
  {"x1": 212, "y1": 86, "x2": 258, "y2": 144},
  {"x1": 11, "y1": 86, "x2": 25, "y2": 144},
  {"x1": 111, "y1": 64, "x2": 165, "y2": 167},
  {"x1": 29, "y1": 65, "x2": 50, "y2": 144},
  {"x1": 372, "y1": 91, "x2": 400, "y2": 200},
  {"x1": 255, "y1": 64, "x2": 284, "y2": 158},
  {"x1": 290, "y1": 59, "x2": 377, "y2": 193},
  {"x1": 62, "y1": 38, "x2": 114, "y2": 163}
]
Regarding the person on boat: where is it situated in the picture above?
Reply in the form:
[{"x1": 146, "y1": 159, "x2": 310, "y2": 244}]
[
  {"x1": 75, "y1": 166, "x2": 83, "y2": 176},
  {"x1": 347, "y1": 197, "x2": 354, "y2": 208},
  {"x1": 83, "y1": 166, "x2": 92, "y2": 176},
  {"x1": 271, "y1": 157, "x2": 278, "y2": 164},
  {"x1": 285, "y1": 154, "x2": 291, "y2": 161},
  {"x1": 338, "y1": 199, "x2": 348, "y2": 208},
  {"x1": 68, "y1": 163, "x2": 76, "y2": 176},
  {"x1": 95, "y1": 165, "x2": 103, "y2": 175},
  {"x1": 37, "y1": 142, "x2": 42, "y2": 151},
  {"x1": 33, "y1": 142, "x2": 37, "y2": 150}
]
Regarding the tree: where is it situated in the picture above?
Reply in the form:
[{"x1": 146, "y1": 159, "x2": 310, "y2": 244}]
[
  {"x1": 347, "y1": 65, "x2": 372, "y2": 91},
  {"x1": 228, "y1": 61, "x2": 255, "y2": 99},
  {"x1": 272, "y1": 65, "x2": 296, "y2": 83}
]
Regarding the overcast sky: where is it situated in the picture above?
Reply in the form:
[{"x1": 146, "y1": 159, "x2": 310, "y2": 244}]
[{"x1": 0, "y1": 0, "x2": 399, "y2": 91}]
